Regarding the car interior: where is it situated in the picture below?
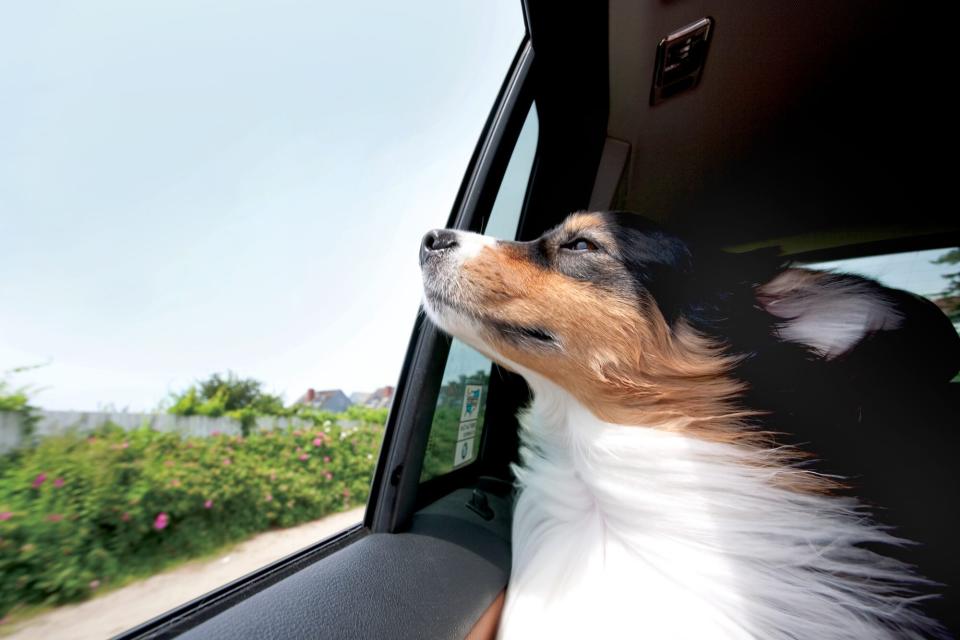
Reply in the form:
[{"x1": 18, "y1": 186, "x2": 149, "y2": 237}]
[{"x1": 118, "y1": 2, "x2": 959, "y2": 638}]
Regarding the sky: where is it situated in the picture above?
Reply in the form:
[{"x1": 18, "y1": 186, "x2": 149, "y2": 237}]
[
  {"x1": 805, "y1": 249, "x2": 954, "y2": 300},
  {"x1": 0, "y1": 1, "x2": 525, "y2": 411}
]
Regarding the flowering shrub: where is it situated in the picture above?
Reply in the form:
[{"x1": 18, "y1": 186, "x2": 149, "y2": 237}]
[{"x1": 0, "y1": 416, "x2": 383, "y2": 616}]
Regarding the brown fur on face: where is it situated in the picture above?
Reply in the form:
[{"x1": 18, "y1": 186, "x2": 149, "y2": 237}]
[{"x1": 446, "y1": 213, "x2": 751, "y2": 443}]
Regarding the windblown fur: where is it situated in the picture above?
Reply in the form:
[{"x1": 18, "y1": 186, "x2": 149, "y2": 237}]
[
  {"x1": 499, "y1": 376, "x2": 942, "y2": 639},
  {"x1": 418, "y1": 211, "x2": 948, "y2": 639}
]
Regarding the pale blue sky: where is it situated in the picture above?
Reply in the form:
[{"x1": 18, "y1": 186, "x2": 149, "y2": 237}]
[
  {"x1": 1, "y1": 1, "x2": 524, "y2": 411},
  {"x1": 806, "y1": 249, "x2": 954, "y2": 300}
]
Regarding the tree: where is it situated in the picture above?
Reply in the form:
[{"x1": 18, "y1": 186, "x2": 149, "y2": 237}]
[
  {"x1": 932, "y1": 248, "x2": 960, "y2": 322},
  {"x1": 168, "y1": 372, "x2": 287, "y2": 433}
]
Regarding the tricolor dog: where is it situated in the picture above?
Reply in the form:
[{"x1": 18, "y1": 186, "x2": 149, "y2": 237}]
[{"x1": 419, "y1": 211, "x2": 947, "y2": 639}]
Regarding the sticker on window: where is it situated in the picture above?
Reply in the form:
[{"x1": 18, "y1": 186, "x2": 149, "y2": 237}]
[
  {"x1": 453, "y1": 436, "x2": 475, "y2": 467},
  {"x1": 420, "y1": 341, "x2": 492, "y2": 481},
  {"x1": 457, "y1": 419, "x2": 477, "y2": 441},
  {"x1": 461, "y1": 384, "x2": 483, "y2": 420}
]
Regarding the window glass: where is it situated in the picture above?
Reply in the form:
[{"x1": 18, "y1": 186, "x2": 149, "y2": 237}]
[
  {"x1": 0, "y1": 2, "x2": 523, "y2": 635},
  {"x1": 804, "y1": 246, "x2": 960, "y2": 378},
  {"x1": 804, "y1": 247, "x2": 959, "y2": 323},
  {"x1": 420, "y1": 106, "x2": 539, "y2": 483},
  {"x1": 484, "y1": 105, "x2": 540, "y2": 241}
]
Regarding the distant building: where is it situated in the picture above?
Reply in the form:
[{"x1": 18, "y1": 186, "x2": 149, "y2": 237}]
[
  {"x1": 363, "y1": 386, "x2": 394, "y2": 409},
  {"x1": 296, "y1": 388, "x2": 352, "y2": 413},
  {"x1": 349, "y1": 391, "x2": 371, "y2": 405}
]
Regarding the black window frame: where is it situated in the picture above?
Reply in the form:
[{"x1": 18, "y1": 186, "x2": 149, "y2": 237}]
[
  {"x1": 414, "y1": 101, "x2": 540, "y2": 504},
  {"x1": 367, "y1": 39, "x2": 536, "y2": 532}
]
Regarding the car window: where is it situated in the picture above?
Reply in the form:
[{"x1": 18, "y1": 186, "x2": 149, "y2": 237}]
[
  {"x1": 803, "y1": 247, "x2": 960, "y2": 361},
  {"x1": 803, "y1": 247, "x2": 959, "y2": 321},
  {"x1": 804, "y1": 246, "x2": 960, "y2": 380},
  {"x1": 0, "y1": 2, "x2": 523, "y2": 636},
  {"x1": 420, "y1": 105, "x2": 539, "y2": 483}
]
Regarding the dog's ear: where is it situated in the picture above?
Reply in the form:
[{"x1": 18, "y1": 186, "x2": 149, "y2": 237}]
[
  {"x1": 756, "y1": 269, "x2": 902, "y2": 360},
  {"x1": 757, "y1": 267, "x2": 960, "y2": 382}
]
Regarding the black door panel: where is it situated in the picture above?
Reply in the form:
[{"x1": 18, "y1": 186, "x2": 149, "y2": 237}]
[{"x1": 180, "y1": 487, "x2": 512, "y2": 640}]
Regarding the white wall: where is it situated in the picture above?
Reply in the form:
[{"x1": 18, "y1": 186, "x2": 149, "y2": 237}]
[{"x1": 0, "y1": 411, "x2": 344, "y2": 454}]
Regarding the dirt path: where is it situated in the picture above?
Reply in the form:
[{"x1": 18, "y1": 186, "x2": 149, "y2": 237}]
[{"x1": 2, "y1": 507, "x2": 366, "y2": 640}]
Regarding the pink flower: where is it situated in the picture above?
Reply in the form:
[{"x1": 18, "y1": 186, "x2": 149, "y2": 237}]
[
  {"x1": 204, "y1": 499, "x2": 214, "y2": 509},
  {"x1": 312, "y1": 437, "x2": 323, "y2": 447},
  {"x1": 0, "y1": 512, "x2": 12, "y2": 521},
  {"x1": 121, "y1": 512, "x2": 131, "y2": 522},
  {"x1": 211, "y1": 430, "x2": 221, "y2": 436},
  {"x1": 293, "y1": 430, "x2": 303, "y2": 437},
  {"x1": 154, "y1": 512, "x2": 169, "y2": 530},
  {"x1": 324, "y1": 471, "x2": 333, "y2": 481},
  {"x1": 342, "y1": 488, "x2": 351, "y2": 497},
  {"x1": 89, "y1": 579, "x2": 101, "y2": 590},
  {"x1": 222, "y1": 458, "x2": 232, "y2": 466},
  {"x1": 47, "y1": 513, "x2": 63, "y2": 523},
  {"x1": 32, "y1": 473, "x2": 47, "y2": 488},
  {"x1": 164, "y1": 460, "x2": 175, "y2": 467},
  {"x1": 298, "y1": 453, "x2": 309, "y2": 462},
  {"x1": 265, "y1": 493, "x2": 273, "y2": 502},
  {"x1": 269, "y1": 471, "x2": 277, "y2": 482},
  {"x1": 323, "y1": 456, "x2": 331, "y2": 463},
  {"x1": 53, "y1": 477, "x2": 65, "y2": 488},
  {"x1": 121, "y1": 441, "x2": 129, "y2": 449},
  {"x1": 169, "y1": 478, "x2": 181, "y2": 487}
]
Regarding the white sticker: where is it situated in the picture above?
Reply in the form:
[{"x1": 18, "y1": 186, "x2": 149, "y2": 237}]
[
  {"x1": 461, "y1": 384, "x2": 483, "y2": 421},
  {"x1": 453, "y1": 437, "x2": 474, "y2": 467},
  {"x1": 457, "y1": 419, "x2": 477, "y2": 441}
]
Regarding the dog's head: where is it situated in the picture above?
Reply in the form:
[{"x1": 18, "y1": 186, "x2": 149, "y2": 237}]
[{"x1": 419, "y1": 211, "x2": 948, "y2": 430}]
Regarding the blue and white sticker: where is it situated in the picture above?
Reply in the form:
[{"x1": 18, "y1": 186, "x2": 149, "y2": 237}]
[{"x1": 461, "y1": 384, "x2": 483, "y2": 421}]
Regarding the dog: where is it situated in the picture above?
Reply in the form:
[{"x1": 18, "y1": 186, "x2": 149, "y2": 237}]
[{"x1": 419, "y1": 211, "x2": 952, "y2": 639}]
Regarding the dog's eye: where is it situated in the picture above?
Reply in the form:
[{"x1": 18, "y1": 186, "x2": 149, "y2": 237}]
[{"x1": 562, "y1": 238, "x2": 598, "y2": 252}]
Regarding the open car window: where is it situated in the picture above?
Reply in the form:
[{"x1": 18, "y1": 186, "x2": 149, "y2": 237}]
[{"x1": 0, "y1": 2, "x2": 524, "y2": 636}]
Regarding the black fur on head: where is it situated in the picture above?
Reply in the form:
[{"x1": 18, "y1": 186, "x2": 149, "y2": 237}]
[
  {"x1": 599, "y1": 210, "x2": 960, "y2": 408},
  {"x1": 601, "y1": 211, "x2": 796, "y2": 361}
]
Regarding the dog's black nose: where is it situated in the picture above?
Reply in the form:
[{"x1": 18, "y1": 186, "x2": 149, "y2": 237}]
[{"x1": 420, "y1": 229, "x2": 459, "y2": 266}]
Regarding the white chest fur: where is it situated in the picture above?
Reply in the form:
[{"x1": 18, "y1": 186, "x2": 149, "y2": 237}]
[{"x1": 496, "y1": 383, "x2": 940, "y2": 640}]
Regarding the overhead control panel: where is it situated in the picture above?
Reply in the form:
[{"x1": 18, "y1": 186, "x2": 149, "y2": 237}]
[{"x1": 650, "y1": 17, "x2": 714, "y2": 105}]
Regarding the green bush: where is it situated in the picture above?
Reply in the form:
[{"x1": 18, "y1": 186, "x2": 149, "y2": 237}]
[{"x1": 0, "y1": 416, "x2": 383, "y2": 616}]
